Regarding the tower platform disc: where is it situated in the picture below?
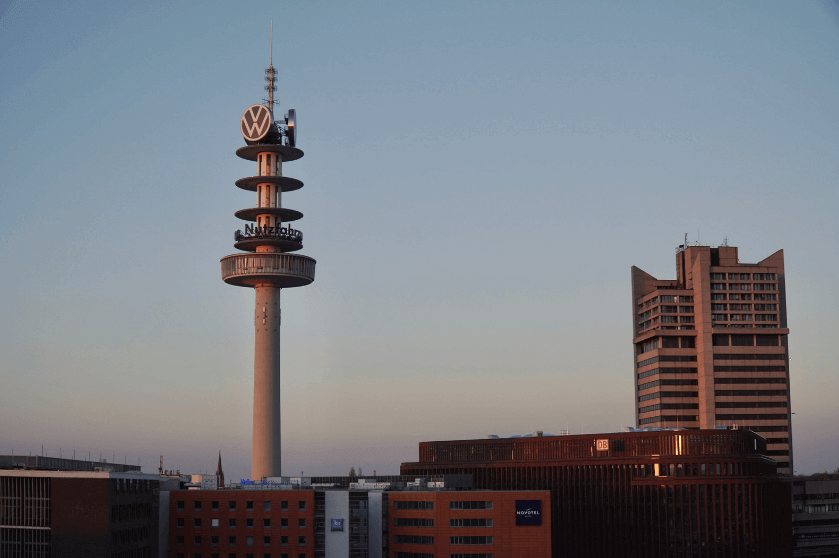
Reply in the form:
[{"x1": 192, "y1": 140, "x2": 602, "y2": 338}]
[
  {"x1": 234, "y1": 238, "x2": 302, "y2": 252},
  {"x1": 235, "y1": 207, "x2": 303, "y2": 222},
  {"x1": 235, "y1": 175, "x2": 304, "y2": 192},
  {"x1": 236, "y1": 144, "x2": 303, "y2": 162},
  {"x1": 221, "y1": 253, "x2": 316, "y2": 288}
]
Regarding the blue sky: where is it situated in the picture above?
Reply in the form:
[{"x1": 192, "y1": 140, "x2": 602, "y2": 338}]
[{"x1": 1, "y1": 0, "x2": 837, "y2": 481}]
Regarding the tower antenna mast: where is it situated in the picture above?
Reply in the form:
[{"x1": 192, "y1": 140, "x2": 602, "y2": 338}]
[{"x1": 265, "y1": 20, "x2": 277, "y2": 115}]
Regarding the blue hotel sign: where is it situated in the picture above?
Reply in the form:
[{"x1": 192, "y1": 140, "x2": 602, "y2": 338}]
[
  {"x1": 331, "y1": 518, "x2": 344, "y2": 531},
  {"x1": 515, "y1": 500, "x2": 542, "y2": 526}
]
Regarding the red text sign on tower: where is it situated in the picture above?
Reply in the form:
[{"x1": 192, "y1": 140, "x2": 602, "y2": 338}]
[{"x1": 596, "y1": 439, "x2": 609, "y2": 451}]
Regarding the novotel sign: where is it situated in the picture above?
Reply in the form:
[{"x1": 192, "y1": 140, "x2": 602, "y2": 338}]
[{"x1": 515, "y1": 499, "x2": 542, "y2": 526}]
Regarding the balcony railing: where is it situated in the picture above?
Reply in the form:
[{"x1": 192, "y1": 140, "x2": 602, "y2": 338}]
[{"x1": 221, "y1": 253, "x2": 316, "y2": 288}]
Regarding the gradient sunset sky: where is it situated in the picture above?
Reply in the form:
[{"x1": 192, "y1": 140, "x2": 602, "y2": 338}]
[{"x1": 1, "y1": 0, "x2": 838, "y2": 482}]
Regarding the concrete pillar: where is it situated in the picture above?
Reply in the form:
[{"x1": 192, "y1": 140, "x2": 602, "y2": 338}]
[{"x1": 252, "y1": 285, "x2": 282, "y2": 480}]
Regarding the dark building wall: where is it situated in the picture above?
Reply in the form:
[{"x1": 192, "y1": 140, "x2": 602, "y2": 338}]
[
  {"x1": 52, "y1": 478, "x2": 110, "y2": 557},
  {"x1": 52, "y1": 477, "x2": 159, "y2": 558}
]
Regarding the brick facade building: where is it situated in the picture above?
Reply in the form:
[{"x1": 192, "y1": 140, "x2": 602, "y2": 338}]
[{"x1": 400, "y1": 429, "x2": 792, "y2": 558}]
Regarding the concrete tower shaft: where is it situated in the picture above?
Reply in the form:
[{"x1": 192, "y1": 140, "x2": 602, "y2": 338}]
[{"x1": 252, "y1": 285, "x2": 281, "y2": 478}]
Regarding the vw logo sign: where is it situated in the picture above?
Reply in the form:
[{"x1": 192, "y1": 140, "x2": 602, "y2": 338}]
[{"x1": 240, "y1": 104, "x2": 273, "y2": 142}]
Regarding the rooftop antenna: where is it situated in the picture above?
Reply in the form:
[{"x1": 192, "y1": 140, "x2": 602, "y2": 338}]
[
  {"x1": 265, "y1": 20, "x2": 277, "y2": 116},
  {"x1": 723, "y1": 235, "x2": 729, "y2": 247}
]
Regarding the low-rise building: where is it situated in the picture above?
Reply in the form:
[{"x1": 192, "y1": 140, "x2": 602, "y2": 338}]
[
  {"x1": 0, "y1": 469, "x2": 160, "y2": 558},
  {"x1": 793, "y1": 478, "x2": 839, "y2": 557}
]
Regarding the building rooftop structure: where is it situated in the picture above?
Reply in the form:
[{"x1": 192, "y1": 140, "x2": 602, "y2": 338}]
[{"x1": 0, "y1": 454, "x2": 142, "y2": 473}]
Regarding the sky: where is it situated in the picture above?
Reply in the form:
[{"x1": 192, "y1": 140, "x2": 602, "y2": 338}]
[{"x1": 1, "y1": 0, "x2": 838, "y2": 482}]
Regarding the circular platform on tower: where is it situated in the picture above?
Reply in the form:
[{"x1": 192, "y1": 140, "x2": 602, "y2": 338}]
[
  {"x1": 236, "y1": 144, "x2": 303, "y2": 162},
  {"x1": 235, "y1": 176, "x2": 304, "y2": 192},
  {"x1": 234, "y1": 238, "x2": 302, "y2": 252},
  {"x1": 235, "y1": 207, "x2": 303, "y2": 222},
  {"x1": 221, "y1": 253, "x2": 316, "y2": 288}
]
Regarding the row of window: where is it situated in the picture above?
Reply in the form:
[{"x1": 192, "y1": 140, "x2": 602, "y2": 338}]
[
  {"x1": 112, "y1": 527, "x2": 150, "y2": 546},
  {"x1": 715, "y1": 401, "x2": 787, "y2": 408},
  {"x1": 638, "y1": 379, "x2": 698, "y2": 391},
  {"x1": 639, "y1": 403, "x2": 699, "y2": 414},
  {"x1": 713, "y1": 334, "x2": 781, "y2": 347},
  {"x1": 638, "y1": 367, "x2": 698, "y2": 380},
  {"x1": 111, "y1": 503, "x2": 152, "y2": 522},
  {"x1": 711, "y1": 293, "x2": 778, "y2": 301},
  {"x1": 393, "y1": 536, "x2": 495, "y2": 546},
  {"x1": 656, "y1": 461, "x2": 746, "y2": 477},
  {"x1": 715, "y1": 414, "x2": 788, "y2": 421},
  {"x1": 711, "y1": 273, "x2": 776, "y2": 280},
  {"x1": 711, "y1": 283, "x2": 776, "y2": 291},
  {"x1": 714, "y1": 353, "x2": 785, "y2": 360},
  {"x1": 639, "y1": 415, "x2": 698, "y2": 425},
  {"x1": 638, "y1": 295, "x2": 693, "y2": 311},
  {"x1": 638, "y1": 355, "x2": 699, "y2": 368},
  {"x1": 449, "y1": 501, "x2": 493, "y2": 510},
  {"x1": 637, "y1": 337, "x2": 696, "y2": 356},
  {"x1": 394, "y1": 518, "x2": 434, "y2": 527},
  {"x1": 177, "y1": 501, "x2": 305, "y2": 512},
  {"x1": 712, "y1": 314, "x2": 778, "y2": 322},
  {"x1": 715, "y1": 389, "x2": 787, "y2": 397},
  {"x1": 394, "y1": 501, "x2": 434, "y2": 510},
  {"x1": 659, "y1": 316, "x2": 694, "y2": 324},
  {"x1": 175, "y1": 553, "x2": 304, "y2": 558},
  {"x1": 715, "y1": 324, "x2": 779, "y2": 329},
  {"x1": 793, "y1": 492, "x2": 839, "y2": 501},
  {"x1": 712, "y1": 303, "x2": 778, "y2": 311},
  {"x1": 638, "y1": 391, "x2": 698, "y2": 402},
  {"x1": 177, "y1": 518, "x2": 303, "y2": 529},
  {"x1": 112, "y1": 478, "x2": 153, "y2": 495},
  {"x1": 715, "y1": 377, "x2": 787, "y2": 385},
  {"x1": 450, "y1": 519, "x2": 493, "y2": 527},
  {"x1": 714, "y1": 366, "x2": 786, "y2": 372},
  {"x1": 176, "y1": 535, "x2": 304, "y2": 547}
]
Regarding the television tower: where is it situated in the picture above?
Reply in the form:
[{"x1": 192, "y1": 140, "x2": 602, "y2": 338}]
[{"x1": 221, "y1": 34, "x2": 315, "y2": 480}]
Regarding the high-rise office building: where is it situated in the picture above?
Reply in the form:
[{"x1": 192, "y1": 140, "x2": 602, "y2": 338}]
[{"x1": 631, "y1": 244, "x2": 792, "y2": 474}]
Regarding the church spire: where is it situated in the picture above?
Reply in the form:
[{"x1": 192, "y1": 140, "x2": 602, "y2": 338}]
[{"x1": 216, "y1": 451, "x2": 225, "y2": 488}]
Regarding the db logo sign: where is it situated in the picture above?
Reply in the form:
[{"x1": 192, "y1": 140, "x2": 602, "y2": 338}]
[
  {"x1": 596, "y1": 439, "x2": 609, "y2": 451},
  {"x1": 241, "y1": 104, "x2": 273, "y2": 142}
]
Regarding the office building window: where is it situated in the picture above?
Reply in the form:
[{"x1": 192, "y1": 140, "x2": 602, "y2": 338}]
[
  {"x1": 450, "y1": 536, "x2": 493, "y2": 545},
  {"x1": 394, "y1": 535, "x2": 434, "y2": 545},
  {"x1": 393, "y1": 501, "x2": 434, "y2": 510},
  {"x1": 449, "y1": 501, "x2": 493, "y2": 510}
]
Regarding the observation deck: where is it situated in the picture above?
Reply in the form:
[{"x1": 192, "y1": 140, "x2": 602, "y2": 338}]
[{"x1": 221, "y1": 253, "x2": 315, "y2": 288}]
